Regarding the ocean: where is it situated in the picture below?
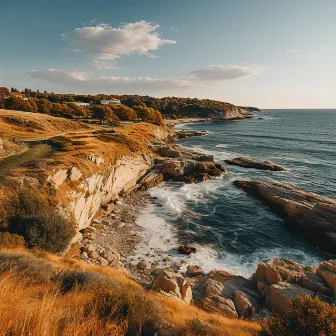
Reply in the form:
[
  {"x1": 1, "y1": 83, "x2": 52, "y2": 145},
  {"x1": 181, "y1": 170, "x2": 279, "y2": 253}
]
[{"x1": 136, "y1": 110, "x2": 336, "y2": 277}]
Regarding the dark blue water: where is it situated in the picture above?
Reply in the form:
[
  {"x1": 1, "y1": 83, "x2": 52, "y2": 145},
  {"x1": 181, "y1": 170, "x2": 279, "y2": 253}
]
[{"x1": 149, "y1": 110, "x2": 336, "y2": 276}]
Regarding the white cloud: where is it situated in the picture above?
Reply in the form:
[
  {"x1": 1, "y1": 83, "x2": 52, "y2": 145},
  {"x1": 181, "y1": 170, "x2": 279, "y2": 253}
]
[
  {"x1": 27, "y1": 64, "x2": 264, "y2": 94},
  {"x1": 286, "y1": 49, "x2": 299, "y2": 52},
  {"x1": 65, "y1": 21, "x2": 176, "y2": 60},
  {"x1": 189, "y1": 65, "x2": 262, "y2": 82}
]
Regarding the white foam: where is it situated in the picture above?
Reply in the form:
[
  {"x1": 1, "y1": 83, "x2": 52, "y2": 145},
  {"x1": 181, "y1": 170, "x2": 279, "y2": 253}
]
[{"x1": 215, "y1": 144, "x2": 228, "y2": 148}]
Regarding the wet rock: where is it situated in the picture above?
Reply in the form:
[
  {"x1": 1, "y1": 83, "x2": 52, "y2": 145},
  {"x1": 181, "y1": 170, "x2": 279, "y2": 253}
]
[
  {"x1": 225, "y1": 157, "x2": 286, "y2": 171},
  {"x1": 178, "y1": 245, "x2": 197, "y2": 255},
  {"x1": 234, "y1": 180, "x2": 336, "y2": 254},
  {"x1": 186, "y1": 265, "x2": 205, "y2": 277}
]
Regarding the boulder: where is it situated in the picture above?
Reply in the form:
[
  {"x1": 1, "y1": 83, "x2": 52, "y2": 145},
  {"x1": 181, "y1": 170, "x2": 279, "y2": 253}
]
[
  {"x1": 163, "y1": 160, "x2": 185, "y2": 176},
  {"x1": 265, "y1": 282, "x2": 314, "y2": 315},
  {"x1": 178, "y1": 245, "x2": 197, "y2": 255},
  {"x1": 234, "y1": 180, "x2": 336, "y2": 254},
  {"x1": 48, "y1": 169, "x2": 68, "y2": 189},
  {"x1": 201, "y1": 295, "x2": 238, "y2": 318},
  {"x1": 225, "y1": 157, "x2": 286, "y2": 171},
  {"x1": 186, "y1": 265, "x2": 205, "y2": 277},
  {"x1": 68, "y1": 167, "x2": 82, "y2": 182},
  {"x1": 159, "y1": 146, "x2": 182, "y2": 158},
  {"x1": 152, "y1": 270, "x2": 192, "y2": 304},
  {"x1": 88, "y1": 251, "x2": 100, "y2": 259},
  {"x1": 317, "y1": 260, "x2": 336, "y2": 296},
  {"x1": 137, "y1": 261, "x2": 152, "y2": 271},
  {"x1": 234, "y1": 291, "x2": 256, "y2": 318}
]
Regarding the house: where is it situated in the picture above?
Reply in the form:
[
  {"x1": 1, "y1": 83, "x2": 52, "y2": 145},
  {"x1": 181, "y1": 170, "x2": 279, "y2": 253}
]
[
  {"x1": 11, "y1": 92, "x2": 25, "y2": 99},
  {"x1": 100, "y1": 98, "x2": 121, "y2": 106},
  {"x1": 74, "y1": 102, "x2": 90, "y2": 107}
]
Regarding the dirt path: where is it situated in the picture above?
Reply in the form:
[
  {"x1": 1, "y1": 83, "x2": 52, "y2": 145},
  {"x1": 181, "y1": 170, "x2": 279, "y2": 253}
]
[{"x1": 0, "y1": 144, "x2": 52, "y2": 176}]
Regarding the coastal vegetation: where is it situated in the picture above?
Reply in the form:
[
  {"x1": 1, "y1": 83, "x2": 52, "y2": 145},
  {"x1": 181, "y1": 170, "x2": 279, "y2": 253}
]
[
  {"x1": 0, "y1": 249, "x2": 259, "y2": 336},
  {"x1": 0, "y1": 86, "x2": 252, "y2": 123}
]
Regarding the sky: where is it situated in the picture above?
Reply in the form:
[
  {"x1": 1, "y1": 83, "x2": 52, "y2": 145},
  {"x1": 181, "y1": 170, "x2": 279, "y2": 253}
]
[{"x1": 1, "y1": 0, "x2": 335, "y2": 108}]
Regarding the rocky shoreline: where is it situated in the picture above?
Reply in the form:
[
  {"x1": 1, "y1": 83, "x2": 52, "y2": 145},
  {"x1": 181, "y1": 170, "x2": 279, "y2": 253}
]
[{"x1": 74, "y1": 124, "x2": 336, "y2": 321}]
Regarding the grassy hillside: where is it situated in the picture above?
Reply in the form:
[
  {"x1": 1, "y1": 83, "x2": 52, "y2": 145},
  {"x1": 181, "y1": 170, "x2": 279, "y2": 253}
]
[
  {"x1": 0, "y1": 109, "x2": 93, "y2": 141},
  {"x1": 0, "y1": 249, "x2": 259, "y2": 336}
]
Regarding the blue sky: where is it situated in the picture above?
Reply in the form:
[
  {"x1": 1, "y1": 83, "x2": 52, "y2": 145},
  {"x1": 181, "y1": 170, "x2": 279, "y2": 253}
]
[{"x1": 1, "y1": 0, "x2": 335, "y2": 108}]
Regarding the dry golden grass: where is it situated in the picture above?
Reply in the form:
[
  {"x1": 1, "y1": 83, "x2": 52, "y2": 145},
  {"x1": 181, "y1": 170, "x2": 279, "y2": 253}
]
[
  {"x1": 0, "y1": 109, "x2": 93, "y2": 140},
  {"x1": 0, "y1": 249, "x2": 260, "y2": 336}
]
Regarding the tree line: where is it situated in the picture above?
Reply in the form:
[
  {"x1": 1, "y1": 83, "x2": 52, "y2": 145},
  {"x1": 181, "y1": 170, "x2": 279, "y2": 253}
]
[{"x1": 0, "y1": 86, "x2": 261, "y2": 123}]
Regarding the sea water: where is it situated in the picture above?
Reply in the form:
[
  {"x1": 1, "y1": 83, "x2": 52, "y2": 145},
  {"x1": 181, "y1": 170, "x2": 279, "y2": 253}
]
[{"x1": 137, "y1": 110, "x2": 336, "y2": 277}]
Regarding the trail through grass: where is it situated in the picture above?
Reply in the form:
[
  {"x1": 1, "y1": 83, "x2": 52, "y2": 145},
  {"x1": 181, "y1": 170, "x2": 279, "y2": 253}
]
[{"x1": 0, "y1": 144, "x2": 52, "y2": 176}]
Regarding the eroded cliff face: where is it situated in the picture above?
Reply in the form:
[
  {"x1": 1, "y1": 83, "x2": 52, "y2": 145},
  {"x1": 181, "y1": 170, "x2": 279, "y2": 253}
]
[
  {"x1": 208, "y1": 106, "x2": 248, "y2": 120},
  {"x1": 60, "y1": 154, "x2": 154, "y2": 231},
  {"x1": 45, "y1": 125, "x2": 168, "y2": 234}
]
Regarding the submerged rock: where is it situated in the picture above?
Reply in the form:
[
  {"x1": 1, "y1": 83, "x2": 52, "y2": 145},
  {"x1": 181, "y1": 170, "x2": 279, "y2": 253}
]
[
  {"x1": 178, "y1": 245, "x2": 197, "y2": 255},
  {"x1": 225, "y1": 157, "x2": 286, "y2": 171},
  {"x1": 234, "y1": 180, "x2": 336, "y2": 254}
]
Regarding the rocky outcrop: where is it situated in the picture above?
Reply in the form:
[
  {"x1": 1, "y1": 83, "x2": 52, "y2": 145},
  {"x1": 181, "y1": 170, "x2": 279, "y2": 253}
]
[
  {"x1": 317, "y1": 260, "x2": 336, "y2": 296},
  {"x1": 174, "y1": 130, "x2": 207, "y2": 139},
  {"x1": 250, "y1": 258, "x2": 336, "y2": 316},
  {"x1": 225, "y1": 157, "x2": 286, "y2": 171},
  {"x1": 265, "y1": 282, "x2": 314, "y2": 315},
  {"x1": 54, "y1": 155, "x2": 156, "y2": 231},
  {"x1": 191, "y1": 270, "x2": 262, "y2": 319},
  {"x1": 156, "y1": 145, "x2": 226, "y2": 184},
  {"x1": 234, "y1": 180, "x2": 336, "y2": 254},
  {"x1": 151, "y1": 269, "x2": 193, "y2": 304},
  {"x1": 208, "y1": 106, "x2": 249, "y2": 120}
]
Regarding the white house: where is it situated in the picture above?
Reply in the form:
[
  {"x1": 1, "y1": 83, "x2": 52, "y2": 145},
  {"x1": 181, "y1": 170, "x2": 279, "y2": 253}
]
[
  {"x1": 74, "y1": 102, "x2": 90, "y2": 107},
  {"x1": 100, "y1": 99, "x2": 121, "y2": 106}
]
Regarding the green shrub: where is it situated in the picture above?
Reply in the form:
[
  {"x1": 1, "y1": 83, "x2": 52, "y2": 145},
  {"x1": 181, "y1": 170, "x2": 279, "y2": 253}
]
[
  {"x1": 260, "y1": 295, "x2": 336, "y2": 336},
  {"x1": 8, "y1": 188, "x2": 74, "y2": 253},
  {"x1": 0, "y1": 232, "x2": 25, "y2": 248}
]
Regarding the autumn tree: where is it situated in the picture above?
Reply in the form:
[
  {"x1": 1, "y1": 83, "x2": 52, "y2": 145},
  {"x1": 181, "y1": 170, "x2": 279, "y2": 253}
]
[
  {"x1": 36, "y1": 98, "x2": 53, "y2": 114},
  {"x1": 111, "y1": 105, "x2": 138, "y2": 121},
  {"x1": 133, "y1": 106, "x2": 163, "y2": 125},
  {"x1": 67, "y1": 103, "x2": 88, "y2": 117},
  {"x1": 90, "y1": 105, "x2": 120, "y2": 125},
  {"x1": 4, "y1": 97, "x2": 37, "y2": 112}
]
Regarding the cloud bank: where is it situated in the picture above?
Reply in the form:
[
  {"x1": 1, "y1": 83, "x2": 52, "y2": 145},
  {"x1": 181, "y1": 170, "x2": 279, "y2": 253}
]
[
  {"x1": 66, "y1": 21, "x2": 176, "y2": 60},
  {"x1": 27, "y1": 65, "x2": 263, "y2": 94}
]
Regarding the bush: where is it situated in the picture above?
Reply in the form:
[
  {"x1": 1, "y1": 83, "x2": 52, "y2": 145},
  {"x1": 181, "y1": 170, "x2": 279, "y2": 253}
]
[
  {"x1": 260, "y1": 295, "x2": 336, "y2": 336},
  {"x1": 0, "y1": 232, "x2": 25, "y2": 248},
  {"x1": 92, "y1": 286, "x2": 163, "y2": 336},
  {"x1": 58, "y1": 270, "x2": 117, "y2": 293},
  {"x1": 0, "y1": 251, "x2": 54, "y2": 282},
  {"x1": 8, "y1": 188, "x2": 75, "y2": 253}
]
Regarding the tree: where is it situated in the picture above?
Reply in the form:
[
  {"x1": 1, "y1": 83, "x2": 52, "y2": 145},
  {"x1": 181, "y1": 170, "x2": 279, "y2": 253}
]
[
  {"x1": 111, "y1": 105, "x2": 137, "y2": 121},
  {"x1": 133, "y1": 106, "x2": 163, "y2": 125},
  {"x1": 36, "y1": 99, "x2": 53, "y2": 114},
  {"x1": 4, "y1": 97, "x2": 37, "y2": 112},
  {"x1": 90, "y1": 105, "x2": 120, "y2": 125},
  {"x1": 67, "y1": 103, "x2": 88, "y2": 117}
]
